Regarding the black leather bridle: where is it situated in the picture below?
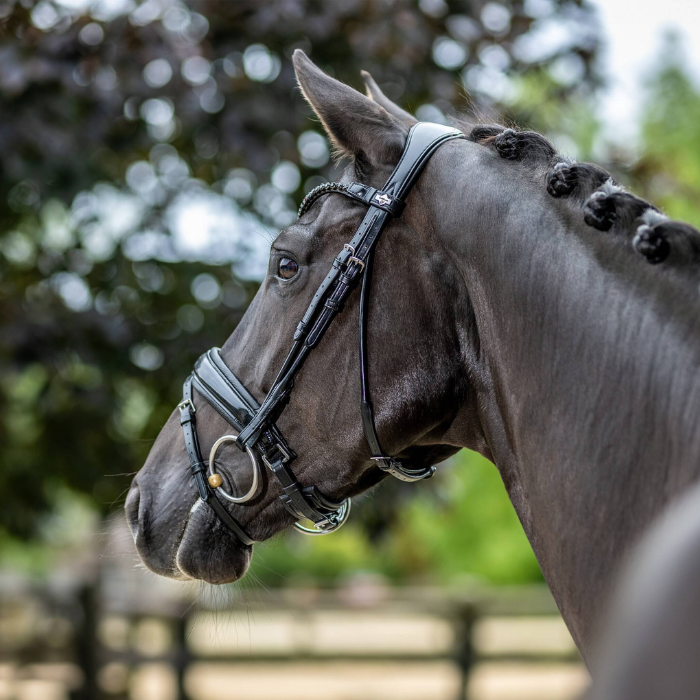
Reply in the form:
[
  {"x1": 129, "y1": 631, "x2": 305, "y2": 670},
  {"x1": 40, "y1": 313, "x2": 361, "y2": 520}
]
[{"x1": 178, "y1": 123, "x2": 464, "y2": 545}]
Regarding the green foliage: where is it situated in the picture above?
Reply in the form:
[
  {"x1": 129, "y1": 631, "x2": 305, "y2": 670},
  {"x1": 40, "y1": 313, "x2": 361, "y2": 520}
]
[
  {"x1": 395, "y1": 451, "x2": 542, "y2": 584},
  {"x1": 630, "y1": 41, "x2": 700, "y2": 227},
  {"x1": 0, "y1": 250, "x2": 255, "y2": 538},
  {"x1": 507, "y1": 69, "x2": 601, "y2": 161},
  {"x1": 0, "y1": 488, "x2": 97, "y2": 574}
]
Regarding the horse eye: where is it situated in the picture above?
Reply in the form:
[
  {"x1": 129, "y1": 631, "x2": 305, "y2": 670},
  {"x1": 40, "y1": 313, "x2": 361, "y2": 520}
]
[{"x1": 278, "y1": 257, "x2": 299, "y2": 280}]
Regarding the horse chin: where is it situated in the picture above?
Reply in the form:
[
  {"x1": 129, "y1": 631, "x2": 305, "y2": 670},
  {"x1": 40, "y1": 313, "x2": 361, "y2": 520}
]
[{"x1": 173, "y1": 499, "x2": 253, "y2": 585}]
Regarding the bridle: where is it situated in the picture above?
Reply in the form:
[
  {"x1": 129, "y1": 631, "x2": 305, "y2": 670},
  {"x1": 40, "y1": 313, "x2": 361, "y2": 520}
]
[{"x1": 178, "y1": 123, "x2": 464, "y2": 545}]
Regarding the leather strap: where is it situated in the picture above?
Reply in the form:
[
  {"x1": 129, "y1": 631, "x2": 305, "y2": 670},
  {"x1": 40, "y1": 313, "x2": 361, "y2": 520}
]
[
  {"x1": 236, "y1": 124, "x2": 463, "y2": 451},
  {"x1": 235, "y1": 212, "x2": 388, "y2": 448},
  {"x1": 358, "y1": 250, "x2": 435, "y2": 482},
  {"x1": 298, "y1": 181, "x2": 405, "y2": 219},
  {"x1": 179, "y1": 377, "x2": 255, "y2": 546},
  {"x1": 293, "y1": 209, "x2": 384, "y2": 343},
  {"x1": 186, "y1": 349, "x2": 343, "y2": 530},
  {"x1": 192, "y1": 349, "x2": 257, "y2": 431}
]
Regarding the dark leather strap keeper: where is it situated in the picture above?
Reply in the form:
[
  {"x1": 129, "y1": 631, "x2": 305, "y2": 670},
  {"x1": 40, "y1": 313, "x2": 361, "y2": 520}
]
[{"x1": 345, "y1": 183, "x2": 405, "y2": 217}]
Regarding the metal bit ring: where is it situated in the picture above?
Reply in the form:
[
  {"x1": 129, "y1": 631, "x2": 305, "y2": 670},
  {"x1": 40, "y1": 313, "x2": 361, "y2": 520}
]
[{"x1": 208, "y1": 434, "x2": 261, "y2": 504}]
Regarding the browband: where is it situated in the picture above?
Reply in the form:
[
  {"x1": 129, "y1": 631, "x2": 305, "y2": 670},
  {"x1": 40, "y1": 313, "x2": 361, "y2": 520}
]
[
  {"x1": 179, "y1": 122, "x2": 464, "y2": 544},
  {"x1": 298, "y1": 181, "x2": 405, "y2": 219}
]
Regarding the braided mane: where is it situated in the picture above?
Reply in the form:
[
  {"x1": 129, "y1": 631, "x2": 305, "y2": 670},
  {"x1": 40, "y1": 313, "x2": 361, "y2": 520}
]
[{"x1": 462, "y1": 124, "x2": 700, "y2": 272}]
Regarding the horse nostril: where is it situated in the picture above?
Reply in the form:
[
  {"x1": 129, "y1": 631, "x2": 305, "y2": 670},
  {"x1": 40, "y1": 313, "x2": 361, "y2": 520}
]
[{"x1": 125, "y1": 481, "x2": 141, "y2": 542}]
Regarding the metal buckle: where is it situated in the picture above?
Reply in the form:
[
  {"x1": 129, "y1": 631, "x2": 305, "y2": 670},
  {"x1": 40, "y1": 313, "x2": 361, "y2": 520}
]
[
  {"x1": 347, "y1": 256, "x2": 365, "y2": 272},
  {"x1": 261, "y1": 441, "x2": 292, "y2": 470},
  {"x1": 177, "y1": 398, "x2": 195, "y2": 414},
  {"x1": 293, "y1": 498, "x2": 352, "y2": 536},
  {"x1": 372, "y1": 456, "x2": 435, "y2": 482},
  {"x1": 343, "y1": 244, "x2": 364, "y2": 271}
]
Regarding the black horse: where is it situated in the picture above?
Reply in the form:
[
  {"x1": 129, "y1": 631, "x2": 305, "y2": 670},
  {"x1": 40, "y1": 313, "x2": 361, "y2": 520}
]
[{"x1": 126, "y1": 51, "x2": 700, "y2": 667}]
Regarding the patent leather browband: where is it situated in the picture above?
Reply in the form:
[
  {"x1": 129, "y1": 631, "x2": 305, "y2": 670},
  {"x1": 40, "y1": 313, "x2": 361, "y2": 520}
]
[
  {"x1": 179, "y1": 123, "x2": 464, "y2": 544},
  {"x1": 297, "y1": 181, "x2": 405, "y2": 219}
]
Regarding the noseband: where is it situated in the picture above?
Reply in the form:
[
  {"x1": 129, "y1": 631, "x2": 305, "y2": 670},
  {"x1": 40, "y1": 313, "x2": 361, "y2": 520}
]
[{"x1": 178, "y1": 123, "x2": 464, "y2": 545}]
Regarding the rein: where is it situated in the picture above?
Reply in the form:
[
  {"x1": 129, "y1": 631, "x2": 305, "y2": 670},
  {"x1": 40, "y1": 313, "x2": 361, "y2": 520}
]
[{"x1": 178, "y1": 122, "x2": 464, "y2": 544}]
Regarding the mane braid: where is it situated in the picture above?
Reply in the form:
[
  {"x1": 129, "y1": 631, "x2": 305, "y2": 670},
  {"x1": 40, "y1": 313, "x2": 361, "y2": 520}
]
[
  {"x1": 633, "y1": 211, "x2": 700, "y2": 266},
  {"x1": 458, "y1": 121, "x2": 700, "y2": 277},
  {"x1": 469, "y1": 125, "x2": 556, "y2": 163},
  {"x1": 583, "y1": 182, "x2": 655, "y2": 233},
  {"x1": 547, "y1": 161, "x2": 611, "y2": 200}
]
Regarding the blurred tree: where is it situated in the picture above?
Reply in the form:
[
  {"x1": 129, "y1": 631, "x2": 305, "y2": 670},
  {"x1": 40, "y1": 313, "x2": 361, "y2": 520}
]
[
  {"x1": 0, "y1": 0, "x2": 600, "y2": 546},
  {"x1": 0, "y1": 0, "x2": 600, "y2": 219},
  {"x1": 628, "y1": 35, "x2": 700, "y2": 228}
]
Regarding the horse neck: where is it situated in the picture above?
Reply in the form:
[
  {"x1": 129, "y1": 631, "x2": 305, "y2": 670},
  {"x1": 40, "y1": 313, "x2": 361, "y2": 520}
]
[{"x1": 426, "y1": 142, "x2": 700, "y2": 661}]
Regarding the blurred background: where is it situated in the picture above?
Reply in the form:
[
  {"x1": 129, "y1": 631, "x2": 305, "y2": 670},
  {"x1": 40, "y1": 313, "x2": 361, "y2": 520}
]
[{"x1": 1, "y1": 0, "x2": 699, "y2": 698}]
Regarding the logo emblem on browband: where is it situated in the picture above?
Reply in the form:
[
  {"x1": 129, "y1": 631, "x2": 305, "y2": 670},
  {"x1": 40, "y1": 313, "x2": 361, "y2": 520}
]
[{"x1": 373, "y1": 193, "x2": 392, "y2": 207}]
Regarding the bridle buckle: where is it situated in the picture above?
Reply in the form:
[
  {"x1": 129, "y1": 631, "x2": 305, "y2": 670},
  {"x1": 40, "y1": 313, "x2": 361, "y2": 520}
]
[
  {"x1": 347, "y1": 256, "x2": 365, "y2": 272},
  {"x1": 261, "y1": 441, "x2": 292, "y2": 470},
  {"x1": 293, "y1": 498, "x2": 352, "y2": 536},
  {"x1": 344, "y1": 244, "x2": 365, "y2": 271},
  {"x1": 177, "y1": 398, "x2": 196, "y2": 414}
]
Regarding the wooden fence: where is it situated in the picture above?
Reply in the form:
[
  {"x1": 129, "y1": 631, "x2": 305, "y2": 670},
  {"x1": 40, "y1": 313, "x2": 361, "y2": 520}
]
[{"x1": 0, "y1": 569, "x2": 586, "y2": 700}]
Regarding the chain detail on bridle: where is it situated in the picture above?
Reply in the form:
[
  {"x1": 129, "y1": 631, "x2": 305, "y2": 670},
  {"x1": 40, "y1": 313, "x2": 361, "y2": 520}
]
[
  {"x1": 178, "y1": 123, "x2": 465, "y2": 545},
  {"x1": 298, "y1": 181, "x2": 351, "y2": 218}
]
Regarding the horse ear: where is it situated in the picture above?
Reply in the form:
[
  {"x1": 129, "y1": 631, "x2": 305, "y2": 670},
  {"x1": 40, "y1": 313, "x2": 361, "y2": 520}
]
[
  {"x1": 360, "y1": 70, "x2": 417, "y2": 127},
  {"x1": 293, "y1": 50, "x2": 408, "y2": 169}
]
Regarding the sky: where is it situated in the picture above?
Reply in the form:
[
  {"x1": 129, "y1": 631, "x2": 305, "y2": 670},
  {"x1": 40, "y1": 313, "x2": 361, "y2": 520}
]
[{"x1": 592, "y1": 0, "x2": 700, "y2": 144}]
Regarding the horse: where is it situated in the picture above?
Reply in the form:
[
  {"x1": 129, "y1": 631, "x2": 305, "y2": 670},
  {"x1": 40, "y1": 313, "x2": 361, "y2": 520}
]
[{"x1": 126, "y1": 50, "x2": 700, "y2": 667}]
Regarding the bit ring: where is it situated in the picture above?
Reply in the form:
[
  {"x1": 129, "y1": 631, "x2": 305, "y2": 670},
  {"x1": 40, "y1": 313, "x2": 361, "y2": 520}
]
[{"x1": 208, "y1": 434, "x2": 261, "y2": 504}]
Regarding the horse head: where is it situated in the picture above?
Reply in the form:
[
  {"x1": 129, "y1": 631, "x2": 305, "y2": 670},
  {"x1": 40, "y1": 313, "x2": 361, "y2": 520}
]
[{"x1": 126, "y1": 52, "x2": 477, "y2": 584}]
